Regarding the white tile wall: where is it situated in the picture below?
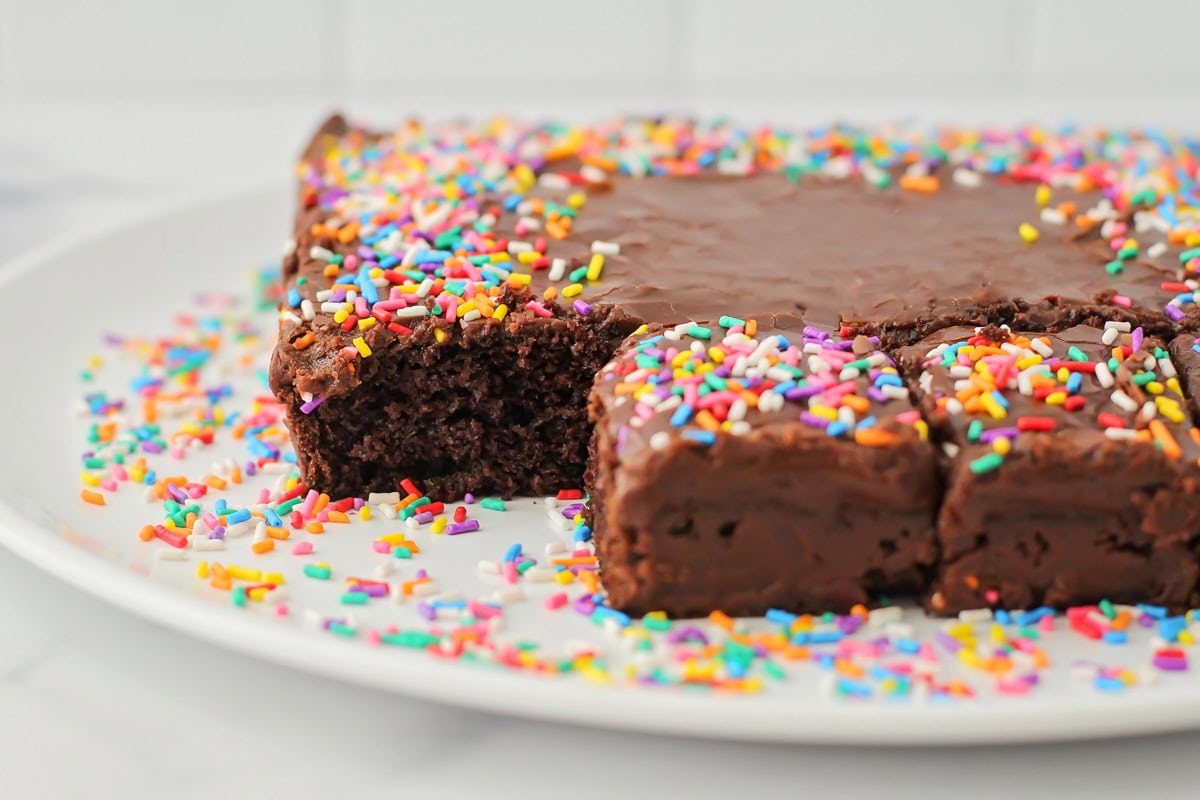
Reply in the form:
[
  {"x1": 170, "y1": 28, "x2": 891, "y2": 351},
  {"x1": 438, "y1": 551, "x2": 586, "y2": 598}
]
[{"x1": 0, "y1": 0, "x2": 1198, "y2": 115}]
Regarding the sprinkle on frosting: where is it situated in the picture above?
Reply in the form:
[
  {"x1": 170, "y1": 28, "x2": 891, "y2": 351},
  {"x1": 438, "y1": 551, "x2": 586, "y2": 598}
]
[
  {"x1": 915, "y1": 322, "x2": 1197, "y2": 472},
  {"x1": 600, "y1": 319, "x2": 927, "y2": 452}
]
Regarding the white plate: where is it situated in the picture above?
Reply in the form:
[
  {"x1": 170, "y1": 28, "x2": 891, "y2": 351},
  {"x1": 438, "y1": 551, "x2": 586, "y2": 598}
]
[{"x1": 4, "y1": 184, "x2": 1200, "y2": 746}]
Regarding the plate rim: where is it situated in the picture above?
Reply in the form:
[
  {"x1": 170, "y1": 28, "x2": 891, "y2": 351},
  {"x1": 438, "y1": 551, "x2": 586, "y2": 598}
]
[{"x1": 2, "y1": 183, "x2": 1200, "y2": 746}]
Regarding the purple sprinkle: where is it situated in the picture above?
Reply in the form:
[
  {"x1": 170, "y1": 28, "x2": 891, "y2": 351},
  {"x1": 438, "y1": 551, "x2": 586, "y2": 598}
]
[
  {"x1": 572, "y1": 300, "x2": 591, "y2": 316},
  {"x1": 573, "y1": 594, "x2": 597, "y2": 615},
  {"x1": 800, "y1": 411, "x2": 829, "y2": 428},
  {"x1": 666, "y1": 626, "x2": 708, "y2": 646},
  {"x1": 414, "y1": 511, "x2": 435, "y2": 524},
  {"x1": 786, "y1": 384, "x2": 823, "y2": 400},
  {"x1": 208, "y1": 526, "x2": 225, "y2": 540},
  {"x1": 1153, "y1": 655, "x2": 1189, "y2": 671},
  {"x1": 464, "y1": 493, "x2": 476, "y2": 504},
  {"x1": 142, "y1": 441, "x2": 163, "y2": 454},
  {"x1": 1132, "y1": 327, "x2": 1145, "y2": 352},
  {"x1": 867, "y1": 386, "x2": 888, "y2": 403},
  {"x1": 1166, "y1": 305, "x2": 1185, "y2": 321},
  {"x1": 446, "y1": 520, "x2": 480, "y2": 535},
  {"x1": 979, "y1": 427, "x2": 1019, "y2": 443},
  {"x1": 935, "y1": 630, "x2": 963, "y2": 653},
  {"x1": 300, "y1": 396, "x2": 325, "y2": 414},
  {"x1": 416, "y1": 569, "x2": 429, "y2": 580},
  {"x1": 802, "y1": 326, "x2": 829, "y2": 340},
  {"x1": 244, "y1": 461, "x2": 257, "y2": 476},
  {"x1": 416, "y1": 602, "x2": 436, "y2": 621}
]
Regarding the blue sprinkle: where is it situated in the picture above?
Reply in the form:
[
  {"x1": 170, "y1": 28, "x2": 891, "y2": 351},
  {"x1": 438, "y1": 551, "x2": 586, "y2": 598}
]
[
  {"x1": 670, "y1": 404, "x2": 694, "y2": 427},
  {"x1": 681, "y1": 430, "x2": 716, "y2": 446},
  {"x1": 263, "y1": 507, "x2": 282, "y2": 527},
  {"x1": 503, "y1": 543, "x2": 522, "y2": 562},
  {"x1": 1103, "y1": 630, "x2": 1127, "y2": 645},
  {"x1": 225, "y1": 508, "x2": 251, "y2": 525},
  {"x1": 765, "y1": 609, "x2": 797, "y2": 627}
]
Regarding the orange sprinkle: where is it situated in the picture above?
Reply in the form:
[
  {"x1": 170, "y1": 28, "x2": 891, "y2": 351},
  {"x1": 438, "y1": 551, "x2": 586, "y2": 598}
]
[
  {"x1": 1150, "y1": 419, "x2": 1182, "y2": 460},
  {"x1": 265, "y1": 526, "x2": 291, "y2": 540},
  {"x1": 899, "y1": 174, "x2": 940, "y2": 193},
  {"x1": 708, "y1": 610, "x2": 734, "y2": 631},
  {"x1": 293, "y1": 331, "x2": 315, "y2": 351},
  {"x1": 305, "y1": 521, "x2": 325, "y2": 534},
  {"x1": 327, "y1": 510, "x2": 350, "y2": 524},
  {"x1": 251, "y1": 540, "x2": 275, "y2": 555},
  {"x1": 81, "y1": 489, "x2": 106, "y2": 506},
  {"x1": 204, "y1": 474, "x2": 228, "y2": 490},
  {"x1": 138, "y1": 524, "x2": 155, "y2": 541}
]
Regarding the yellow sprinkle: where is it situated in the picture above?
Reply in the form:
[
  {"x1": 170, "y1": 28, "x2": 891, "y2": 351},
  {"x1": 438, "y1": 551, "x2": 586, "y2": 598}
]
[
  {"x1": 980, "y1": 393, "x2": 1007, "y2": 419},
  {"x1": 80, "y1": 471, "x2": 102, "y2": 487},
  {"x1": 587, "y1": 254, "x2": 605, "y2": 281},
  {"x1": 1168, "y1": 377, "x2": 1183, "y2": 397},
  {"x1": 196, "y1": 561, "x2": 209, "y2": 579},
  {"x1": 555, "y1": 570, "x2": 575, "y2": 585},
  {"x1": 566, "y1": 192, "x2": 587, "y2": 209},
  {"x1": 1035, "y1": 185, "x2": 1051, "y2": 208},
  {"x1": 493, "y1": 304, "x2": 508, "y2": 322},
  {"x1": 517, "y1": 251, "x2": 540, "y2": 264},
  {"x1": 1146, "y1": 380, "x2": 1164, "y2": 395},
  {"x1": 1015, "y1": 355, "x2": 1043, "y2": 370},
  {"x1": 353, "y1": 337, "x2": 372, "y2": 357},
  {"x1": 431, "y1": 517, "x2": 447, "y2": 534},
  {"x1": 707, "y1": 347, "x2": 725, "y2": 363},
  {"x1": 1018, "y1": 223, "x2": 1039, "y2": 243},
  {"x1": 1180, "y1": 630, "x2": 1195, "y2": 646},
  {"x1": 333, "y1": 308, "x2": 350, "y2": 324},
  {"x1": 248, "y1": 587, "x2": 269, "y2": 602},
  {"x1": 264, "y1": 572, "x2": 285, "y2": 585},
  {"x1": 357, "y1": 317, "x2": 376, "y2": 330},
  {"x1": 562, "y1": 283, "x2": 583, "y2": 298},
  {"x1": 1156, "y1": 396, "x2": 1185, "y2": 423},
  {"x1": 1045, "y1": 391, "x2": 1067, "y2": 406},
  {"x1": 508, "y1": 273, "x2": 532, "y2": 288},
  {"x1": 992, "y1": 437, "x2": 1011, "y2": 455},
  {"x1": 489, "y1": 252, "x2": 511, "y2": 264},
  {"x1": 359, "y1": 506, "x2": 371, "y2": 521},
  {"x1": 433, "y1": 328, "x2": 447, "y2": 344},
  {"x1": 226, "y1": 565, "x2": 262, "y2": 582},
  {"x1": 913, "y1": 419, "x2": 929, "y2": 441},
  {"x1": 809, "y1": 405, "x2": 838, "y2": 421}
]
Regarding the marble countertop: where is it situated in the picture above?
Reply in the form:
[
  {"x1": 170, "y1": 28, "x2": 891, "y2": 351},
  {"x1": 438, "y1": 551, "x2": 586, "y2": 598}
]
[{"x1": 4, "y1": 98, "x2": 1200, "y2": 799}]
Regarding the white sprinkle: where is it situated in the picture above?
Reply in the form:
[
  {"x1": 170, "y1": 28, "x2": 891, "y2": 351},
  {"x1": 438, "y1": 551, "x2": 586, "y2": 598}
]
[
  {"x1": 942, "y1": 442, "x2": 960, "y2": 458},
  {"x1": 1104, "y1": 320, "x2": 1132, "y2": 332},
  {"x1": 379, "y1": 503, "x2": 398, "y2": 520},
  {"x1": 1148, "y1": 242, "x2": 1168, "y2": 259},
  {"x1": 1110, "y1": 389, "x2": 1138, "y2": 412},
  {"x1": 372, "y1": 561, "x2": 394, "y2": 579},
  {"x1": 478, "y1": 560, "x2": 501, "y2": 575},
  {"x1": 309, "y1": 245, "x2": 335, "y2": 261},
  {"x1": 1140, "y1": 401, "x2": 1158, "y2": 422},
  {"x1": 538, "y1": 173, "x2": 569, "y2": 190},
  {"x1": 1095, "y1": 362, "x2": 1114, "y2": 388},
  {"x1": 952, "y1": 167, "x2": 982, "y2": 187},
  {"x1": 545, "y1": 540, "x2": 567, "y2": 555},
  {"x1": 369, "y1": 492, "x2": 400, "y2": 504},
  {"x1": 1160, "y1": 358, "x2": 1178, "y2": 379},
  {"x1": 868, "y1": 606, "x2": 903, "y2": 626},
  {"x1": 192, "y1": 538, "x2": 225, "y2": 552},
  {"x1": 1101, "y1": 326, "x2": 1120, "y2": 345},
  {"x1": 591, "y1": 240, "x2": 621, "y2": 256},
  {"x1": 1030, "y1": 338, "x2": 1054, "y2": 358},
  {"x1": 394, "y1": 306, "x2": 429, "y2": 320},
  {"x1": 959, "y1": 608, "x2": 993, "y2": 623},
  {"x1": 155, "y1": 549, "x2": 188, "y2": 562},
  {"x1": 1040, "y1": 208, "x2": 1066, "y2": 225}
]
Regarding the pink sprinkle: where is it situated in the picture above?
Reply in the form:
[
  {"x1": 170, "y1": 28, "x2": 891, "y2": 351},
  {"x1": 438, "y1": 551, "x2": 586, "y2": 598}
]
[
  {"x1": 1112, "y1": 294, "x2": 1133, "y2": 308},
  {"x1": 292, "y1": 541, "x2": 314, "y2": 555},
  {"x1": 276, "y1": 604, "x2": 290, "y2": 617},
  {"x1": 544, "y1": 592, "x2": 569, "y2": 610},
  {"x1": 372, "y1": 540, "x2": 391, "y2": 554},
  {"x1": 169, "y1": 447, "x2": 186, "y2": 460},
  {"x1": 100, "y1": 479, "x2": 118, "y2": 492},
  {"x1": 256, "y1": 488, "x2": 271, "y2": 504},
  {"x1": 502, "y1": 561, "x2": 519, "y2": 584},
  {"x1": 111, "y1": 464, "x2": 129, "y2": 481},
  {"x1": 365, "y1": 629, "x2": 382, "y2": 646},
  {"x1": 918, "y1": 643, "x2": 937, "y2": 662},
  {"x1": 1039, "y1": 614, "x2": 1056, "y2": 633}
]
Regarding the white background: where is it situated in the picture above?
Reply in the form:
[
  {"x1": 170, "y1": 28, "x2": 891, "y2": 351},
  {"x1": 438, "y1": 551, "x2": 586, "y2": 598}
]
[{"x1": 5, "y1": 2, "x2": 1200, "y2": 797}]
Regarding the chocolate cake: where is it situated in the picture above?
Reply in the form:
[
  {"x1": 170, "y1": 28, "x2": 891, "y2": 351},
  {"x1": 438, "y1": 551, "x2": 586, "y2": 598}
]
[{"x1": 271, "y1": 113, "x2": 1200, "y2": 616}]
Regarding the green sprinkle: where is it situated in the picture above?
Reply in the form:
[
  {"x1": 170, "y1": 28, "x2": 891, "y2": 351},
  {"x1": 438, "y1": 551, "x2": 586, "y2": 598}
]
[
  {"x1": 303, "y1": 564, "x2": 331, "y2": 580},
  {"x1": 83, "y1": 457, "x2": 105, "y2": 469},
  {"x1": 967, "y1": 419, "x2": 984, "y2": 443},
  {"x1": 381, "y1": 631, "x2": 438, "y2": 648},
  {"x1": 1117, "y1": 246, "x2": 1138, "y2": 261},
  {"x1": 969, "y1": 452, "x2": 1004, "y2": 474},
  {"x1": 687, "y1": 325, "x2": 712, "y2": 340},
  {"x1": 328, "y1": 622, "x2": 356, "y2": 637},
  {"x1": 340, "y1": 592, "x2": 369, "y2": 605},
  {"x1": 569, "y1": 265, "x2": 589, "y2": 283},
  {"x1": 516, "y1": 560, "x2": 535, "y2": 574},
  {"x1": 231, "y1": 587, "x2": 247, "y2": 607},
  {"x1": 1099, "y1": 598, "x2": 1116, "y2": 619},
  {"x1": 844, "y1": 358, "x2": 871, "y2": 372},
  {"x1": 763, "y1": 661, "x2": 787, "y2": 681},
  {"x1": 481, "y1": 497, "x2": 506, "y2": 511},
  {"x1": 392, "y1": 546, "x2": 412, "y2": 559},
  {"x1": 1067, "y1": 346, "x2": 1089, "y2": 362},
  {"x1": 1105, "y1": 260, "x2": 1124, "y2": 275},
  {"x1": 1179, "y1": 247, "x2": 1200, "y2": 264},
  {"x1": 718, "y1": 315, "x2": 746, "y2": 329},
  {"x1": 642, "y1": 615, "x2": 672, "y2": 632},
  {"x1": 1133, "y1": 371, "x2": 1156, "y2": 386},
  {"x1": 704, "y1": 373, "x2": 727, "y2": 391},
  {"x1": 276, "y1": 496, "x2": 303, "y2": 514}
]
